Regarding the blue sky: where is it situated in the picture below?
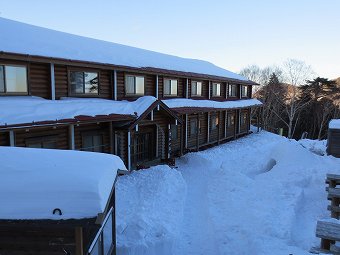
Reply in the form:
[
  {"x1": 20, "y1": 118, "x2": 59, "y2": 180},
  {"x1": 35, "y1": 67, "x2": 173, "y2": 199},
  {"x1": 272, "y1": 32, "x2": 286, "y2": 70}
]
[{"x1": 1, "y1": 0, "x2": 339, "y2": 78}]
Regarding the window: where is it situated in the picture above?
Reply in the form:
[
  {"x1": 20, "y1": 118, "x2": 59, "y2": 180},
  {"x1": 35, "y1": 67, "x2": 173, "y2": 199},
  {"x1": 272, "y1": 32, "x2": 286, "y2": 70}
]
[
  {"x1": 82, "y1": 133, "x2": 104, "y2": 152},
  {"x1": 212, "y1": 83, "x2": 221, "y2": 97},
  {"x1": 125, "y1": 75, "x2": 145, "y2": 95},
  {"x1": 171, "y1": 124, "x2": 178, "y2": 139},
  {"x1": 227, "y1": 113, "x2": 235, "y2": 127},
  {"x1": 211, "y1": 115, "x2": 219, "y2": 130},
  {"x1": 26, "y1": 136, "x2": 57, "y2": 149},
  {"x1": 0, "y1": 65, "x2": 28, "y2": 94},
  {"x1": 164, "y1": 79, "x2": 178, "y2": 96},
  {"x1": 191, "y1": 81, "x2": 202, "y2": 96},
  {"x1": 70, "y1": 71, "x2": 99, "y2": 95},
  {"x1": 228, "y1": 84, "x2": 237, "y2": 97},
  {"x1": 241, "y1": 112, "x2": 248, "y2": 125},
  {"x1": 241, "y1": 85, "x2": 248, "y2": 97},
  {"x1": 190, "y1": 119, "x2": 198, "y2": 136}
]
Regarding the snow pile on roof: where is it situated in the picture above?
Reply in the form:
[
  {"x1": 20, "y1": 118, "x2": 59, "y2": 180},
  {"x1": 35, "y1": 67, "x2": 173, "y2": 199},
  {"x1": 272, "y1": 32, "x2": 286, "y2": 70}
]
[
  {"x1": 116, "y1": 131, "x2": 340, "y2": 255},
  {"x1": 116, "y1": 165, "x2": 186, "y2": 255},
  {"x1": 329, "y1": 119, "x2": 340, "y2": 129},
  {"x1": 0, "y1": 96, "x2": 157, "y2": 126},
  {"x1": 162, "y1": 98, "x2": 262, "y2": 109},
  {"x1": 0, "y1": 146, "x2": 126, "y2": 220},
  {"x1": 0, "y1": 18, "x2": 249, "y2": 82}
]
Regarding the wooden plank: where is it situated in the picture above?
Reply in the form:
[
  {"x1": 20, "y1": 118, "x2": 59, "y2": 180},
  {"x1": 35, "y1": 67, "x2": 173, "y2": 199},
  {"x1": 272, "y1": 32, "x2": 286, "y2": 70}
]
[
  {"x1": 316, "y1": 220, "x2": 340, "y2": 241},
  {"x1": 75, "y1": 227, "x2": 84, "y2": 255},
  {"x1": 328, "y1": 188, "x2": 340, "y2": 198}
]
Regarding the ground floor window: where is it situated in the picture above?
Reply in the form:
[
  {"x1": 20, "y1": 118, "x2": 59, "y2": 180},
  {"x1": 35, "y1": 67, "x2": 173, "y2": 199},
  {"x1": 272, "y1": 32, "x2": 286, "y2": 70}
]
[
  {"x1": 82, "y1": 133, "x2": 104, "y2": 152},
  {"x1": 227, "y1": 113, "x2": 235, "y2": 127},
  {"x1": 190, "y1": 119, "x2": 198, "y2": 137},
  {"x1": 25, "y1": 136, "x2": 57, "y2": 149},
  {"x1": 240, "y1": 112, "x2": 248, "y2": 125},
  {"x1": 171, "y1": 124, "x2": 178, "y2": 140},
  {"x1": 211, "y1": 114, "x2": 219, "y2": 130}
]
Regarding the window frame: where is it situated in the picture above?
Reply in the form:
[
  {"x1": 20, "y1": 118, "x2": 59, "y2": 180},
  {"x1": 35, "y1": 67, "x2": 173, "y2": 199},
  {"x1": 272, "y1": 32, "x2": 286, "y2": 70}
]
[
  {"x1": 212, "y1": 83, "x2": 221, "y2": 97},
  {"x1": 241, "y1": 85, "x2": 248, "y2": 98},
  {"x1": 240, "y1": 111, "x2": 248, "y2": 125},
  {"x1": 163, "y1": 78, "x2": 178, "y2": 97},
  {"x1": 170, "y1": 124, "x2": 179, "y2": 140},
  {"x1": 68, "y1": 69, "x2": 100, "y2": 97},
  {"x1": 189, "y1": 118, "x2": 198, "y2": 137},
  {"x1": 228, "y1": 84, "x2": 237, "y2": 98},
  {"x1": 191, "y1": 81, "x2": 203, "y2": 97},
  {"x1": 0, "y1": 64, "x2": 29, "y2": 95},
  {"x1": 125, "y1": 74, "x2": 145, "y2": 96},
  {"x1": 81, "y1": 131, "x2": 105, "y2": 152},
  {"x1": 211, "y1": 114, "x2": 219, "y2": 131},
  {"x1": 227, "y1": 113, "x2": 235, "y2": 128},
  {"x1": 25, "y1": 135, "x2": 58, "y2": 149}
]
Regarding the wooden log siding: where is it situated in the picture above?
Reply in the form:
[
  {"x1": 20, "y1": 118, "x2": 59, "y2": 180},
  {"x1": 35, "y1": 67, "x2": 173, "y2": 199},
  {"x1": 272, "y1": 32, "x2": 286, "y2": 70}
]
[
  {"x1": 199, "y1": 113, "x2": 208, "y2": 146},
  {"x1": 209, "y1": 112, "x2": 219, "y2": 143},
  {"x1": 0, "y1": 131, "x2": 10, "y2": 146},
  {"x1": 14, "y1": 126, "x2": 69, "y2": 149},
  {"x1": 54, "y1": 65, "x2": 68, "y2": 99},
  {"x1": 226, "y1": 111, "x2": 236, "y2": 138},
  {"x1": 327, "y1": 129, "x2": 340, "y2": 158},
  {"x1": 29, "y1": 62, "x2": 51, "y2": 99},
  {"x1": 170, "y1": 124, "x2": 181, "y2": 157},
  {"x1": 74, "y1": 123, "x2": 110, "y2": 153}
]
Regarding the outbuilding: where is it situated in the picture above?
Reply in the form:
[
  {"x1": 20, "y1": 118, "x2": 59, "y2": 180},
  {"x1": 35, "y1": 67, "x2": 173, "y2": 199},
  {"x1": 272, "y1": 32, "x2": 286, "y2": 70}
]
[
  {"x1": 0, "y1": 146, "x2": 126, "y2": 255},
  {"x1": 327, "y1": 119, "x2": 340, "y2": 158}
]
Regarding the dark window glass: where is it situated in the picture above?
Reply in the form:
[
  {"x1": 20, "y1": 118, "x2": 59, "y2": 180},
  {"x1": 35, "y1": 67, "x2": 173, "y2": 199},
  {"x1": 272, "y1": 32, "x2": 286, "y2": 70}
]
[
  {"x1": 241, "y1": 85, "x2": 248, "y2": 97},
  {"x1": 227, "y1": 114, "x2": 235, "y2": 127},
  {"x1": 26, "y1": 137, "x2": 57, "y2": 149},
  {"x1": 241, "y1": 112, "x2": 248, "y2": 125},
  {"x1": 212, "y1": 83, "x2": 221, "y2": 96},
  {"x1": 70, "y1": 71, "x2": 98, "y2": 95},
  {"x1": 0, "y1": 65, "x2": 28, "y2": 94},
  {"x1": 82, "y1": 134, "x2": 103, "y2": 152},
  {"x1": 190, "y1": 119, "x2": 198, "y2": 136},
  {"x1": 191, "y1": 81, "x2": 202, "y2": 96},
  {"x1": 171, "y1": 125, "x2": 178, "y2": 139},
  {"x1": 164, "y1": 79, "x2": 178, "y2": 96},
  {"x1": 211, "y1": 115, "x2": 219, "y2": 130},
  {"x1": 228, "y1": 84, "x2": 237, "y2": 97}
]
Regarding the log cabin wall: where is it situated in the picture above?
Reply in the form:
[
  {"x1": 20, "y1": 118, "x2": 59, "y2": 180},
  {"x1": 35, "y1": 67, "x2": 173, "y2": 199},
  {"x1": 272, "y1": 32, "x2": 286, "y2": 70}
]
[
  {"x1": 0, "y1": 131, "x2": 10, "y2": 146},
  {"x1": 14, "y1": 126, "x2": 69, "y2": 149},
  {"x1": 327, "y1": 129, "x2": 340, "y2": 158},
  {"x1": 29, "y1": 62, "x2": 51, "y2": 99},
  {"x1": 199, "y1": 113, "x2": 208, "y2": 146}
]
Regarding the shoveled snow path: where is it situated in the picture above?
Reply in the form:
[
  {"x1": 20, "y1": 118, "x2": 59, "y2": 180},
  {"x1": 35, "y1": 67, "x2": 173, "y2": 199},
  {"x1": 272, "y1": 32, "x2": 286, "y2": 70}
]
[{"x1": 173, "y1": 132, "x2": 339, "y2": 255}]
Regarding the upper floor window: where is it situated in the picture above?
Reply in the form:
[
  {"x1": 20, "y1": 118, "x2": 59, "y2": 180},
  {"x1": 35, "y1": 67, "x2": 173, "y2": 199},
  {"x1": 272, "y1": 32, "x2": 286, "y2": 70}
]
[
  {"x1": 228, "y1": 84, "x2": 237, "y2": 97},
  {"x1": 212, "y1": 83, "x2": 221, "y2": 97},
  {"x1": 70, "y1": 71, "x2": 99, "y2": 95},
  {"x1": 125, "y1": 75, "x2": 144, "y2": 95},
  {"x1": 241, "y1": 85, "x2": 248, "y2": 97},
  {"x1": 0, "y1": 65, "x2": 28, "y2": 94},
  {"x1": 211, "y1": 115, "x2": 219, "y2": 130},
  {"x1": 164, "y1": 79, "x2": 178, "y2": 96},
  {"x1": 191, "y1": 81, "x2": 202, "y2": 96}
]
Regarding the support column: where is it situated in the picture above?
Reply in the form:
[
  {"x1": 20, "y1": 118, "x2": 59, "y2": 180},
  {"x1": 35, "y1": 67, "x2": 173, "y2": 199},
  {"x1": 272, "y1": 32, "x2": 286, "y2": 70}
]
[
  {"x1": 69, "y1": 125, "x2": 75, "y2": 150},
  {"x1": 207, "y1": 112, "x2": 210, "y2": 143},
  {"x1": 9, "y1": 130, "x2": 15, "y2": 147},
  {"x1": 127, "y1": 131, "x2": 131, "y2": 171},
  {"x1": 185, "y1": 79, "x2": 189, "y2": 98},
  {"x1": 50, "y1": 63, "x2": 55, "y2": 100},
  {"x1": 156, "y1": 75, "x2": 159, "y2": 99},
  {"x1": 75, "y1": 227, "x2": 84, "y2": 255},
  {"x1": 185, "y1": 114, "x2": 188, "y2": 149},
  {"x1": 109, "y1": 122, "x2": 114, "y2": 154},
  {"x1": 224, "y1": 111, "x2": 227, "y2": 138},
  {"x1": 196, "y1": 114, "x2": 200, "y2": 151},
  {"x1": 208, "y1": 81, "x2": 211, "y2": 99},
  {"x1": 113, "y1": 70, "x2": 117, "y2": 100},
  {"x1": 217, "y1": 111, "x2": 221, "y2": 145}
]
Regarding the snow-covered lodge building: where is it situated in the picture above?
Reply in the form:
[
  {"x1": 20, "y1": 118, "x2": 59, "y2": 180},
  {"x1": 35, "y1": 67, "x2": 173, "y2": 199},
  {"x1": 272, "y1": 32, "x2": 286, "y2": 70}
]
[{"x1": 0, "y1": 18, "x2": 262, "y2": 170}]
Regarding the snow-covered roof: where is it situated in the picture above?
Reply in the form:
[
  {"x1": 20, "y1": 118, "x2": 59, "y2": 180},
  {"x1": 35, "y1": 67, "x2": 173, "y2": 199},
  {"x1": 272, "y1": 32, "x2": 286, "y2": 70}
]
[
  {"x1": 162, "y1": 98, "x2": 263, "y2": 111},
  {"x1": 0, "y1": 146, "x2": 126, "y2": 220},
  {"x1": 0, "y1": 96, "x2": 156, "y2": 126},
  {"x1": 0, "y1": 18, "x2": 250, "y2": 82},
  {"x1": 329, "y1": 119, "x2": 340, "y2": 129}
]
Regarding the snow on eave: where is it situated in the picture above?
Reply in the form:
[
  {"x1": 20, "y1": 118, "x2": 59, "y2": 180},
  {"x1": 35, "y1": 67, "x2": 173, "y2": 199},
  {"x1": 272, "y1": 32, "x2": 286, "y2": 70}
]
[
  {"x1": 0, "y1": 18, "x2": 252, "y2": 83},
  {"x1": 329, "y1": 119, "x2": 340, "y2": 129},
  {"x1": 0, "y1": 146, "x2": 127, "y2": 220},
  {"x1": 162, "y1": 98, "x2": 263, "y2": 111},
  {"x1": 0, "y1": 96, "x2": 157, "y2": 126}
]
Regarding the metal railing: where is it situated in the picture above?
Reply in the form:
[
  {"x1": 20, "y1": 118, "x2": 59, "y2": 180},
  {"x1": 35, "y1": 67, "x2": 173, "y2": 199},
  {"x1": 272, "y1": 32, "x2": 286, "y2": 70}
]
[{"x1": 88, "y1": 207, "x2": 115, "y2": 255}]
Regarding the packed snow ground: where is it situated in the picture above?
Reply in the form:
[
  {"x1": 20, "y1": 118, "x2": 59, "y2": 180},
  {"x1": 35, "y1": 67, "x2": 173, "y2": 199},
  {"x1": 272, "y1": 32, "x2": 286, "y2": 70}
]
[{"x1": 116, "y1": 131, "x2": 340, "y2": 255}]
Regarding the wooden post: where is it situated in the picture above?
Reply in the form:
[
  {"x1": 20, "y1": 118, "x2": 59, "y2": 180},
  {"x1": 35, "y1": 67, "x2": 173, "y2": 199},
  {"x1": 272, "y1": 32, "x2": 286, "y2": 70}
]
[
  {"x1": 9, "y1": 130, "x2": 15, "y2": 147},
  {"x1": 185, "y1": 114, "x2": 188, "y2": 149},
  {"x1": 185, "y1": 79, "x2": 189, "y2": 98},
  {"x1": 75, "y1": 227, "x2": 84, "y2": 255},
  {"x1": 224, "y1": 111, "x2": 227, "y2": 138},
  {"x1": 180, "y1": 117, "x2": 184, "y2": 155},
  {"x1": 217, "y1": 111, "x2": 220, "y2": 145},
  {"x1": 69, "y1": 125, "x2": 75, "y2": 150},
  {"x1": 113, "y1": 70, "x2": 117, "y2": 100},
  {"x1": 127, "y1": 131, "x2": 131, "y2": 171},
  {"x1": 109, "y1": 122, "x2": 114, "y2": 154},
  {"x1": 50, "y1": 63, "x2": 55, "y2": 100},
  {"x1": 207, "y1": 112, "x2": 210, "y2": 144},
  {"x1": 156, "y1": 75, "x2": 159, "y2": 99}
]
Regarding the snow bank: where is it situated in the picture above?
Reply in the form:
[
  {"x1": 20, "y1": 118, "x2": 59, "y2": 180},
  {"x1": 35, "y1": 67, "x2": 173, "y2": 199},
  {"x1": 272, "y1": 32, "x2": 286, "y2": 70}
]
[
  {"x1": 0, "y1": 146, "x2": 126, "y2": 220},
  {"x1": 299, "y1": 138, "x2": 327, "y2": 156},
  {"x1": 0, "y1": 18, "x2": 249, "y2": 82},
  {"x1": 0, "y1": 96, "x2": 156, "y2": 125},
  {"x1": 329, "y1": 119, "x2": 340, "y2": 129},
  {"x1": 163, "y1": 98, "x2": 262, "y2": 109},
  {"x1": 116, "y1": 131, "x2": 340, "y2": 255},
  {"x1": 116, "y1": 165, "x2": 186, "y2": 255}
]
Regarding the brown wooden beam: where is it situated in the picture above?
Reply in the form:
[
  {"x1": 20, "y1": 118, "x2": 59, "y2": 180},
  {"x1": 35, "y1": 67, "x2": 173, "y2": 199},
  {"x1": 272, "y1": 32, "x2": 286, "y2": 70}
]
[{"x1": 75, "y1": 226, "x2": 84, "y2": 255}]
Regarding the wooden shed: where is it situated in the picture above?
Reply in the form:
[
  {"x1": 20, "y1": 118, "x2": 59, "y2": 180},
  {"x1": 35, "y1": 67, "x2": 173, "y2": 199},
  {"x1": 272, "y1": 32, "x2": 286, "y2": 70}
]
[
  {"x1": 0, "y1": 146, "x2": 126, "y2": 255},
  {"x1": 327, "y1": 119, "x2": 340, "y2": 158}
]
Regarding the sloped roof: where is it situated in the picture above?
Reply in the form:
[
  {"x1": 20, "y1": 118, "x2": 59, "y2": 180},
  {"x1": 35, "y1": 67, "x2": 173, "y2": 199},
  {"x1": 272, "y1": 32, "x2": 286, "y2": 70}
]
[
  {"x1": 0, "y1": 146, "x2": 126, "y2": 220},
  {"x1": 0, "y1": 18, "x2": 251, "y2": 83}
]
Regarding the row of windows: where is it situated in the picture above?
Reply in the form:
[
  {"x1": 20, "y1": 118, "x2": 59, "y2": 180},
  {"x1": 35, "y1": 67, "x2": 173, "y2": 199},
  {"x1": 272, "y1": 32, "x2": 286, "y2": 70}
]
[
  {"x1": 189, "y1": 112, "x2": 248, "y2": 136},
  {"x1": 0, "y1": 64, "x2": 249, "y2": 98}
]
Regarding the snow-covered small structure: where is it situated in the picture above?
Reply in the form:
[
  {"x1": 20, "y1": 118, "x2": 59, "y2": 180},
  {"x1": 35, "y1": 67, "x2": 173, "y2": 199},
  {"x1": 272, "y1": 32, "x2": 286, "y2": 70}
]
[
  {"x1": 0, "y1": 146, "x2": 126, "y2": 254},
  {"x1": 327, "y1": 119, "x2": 340, "y2": 158}
]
